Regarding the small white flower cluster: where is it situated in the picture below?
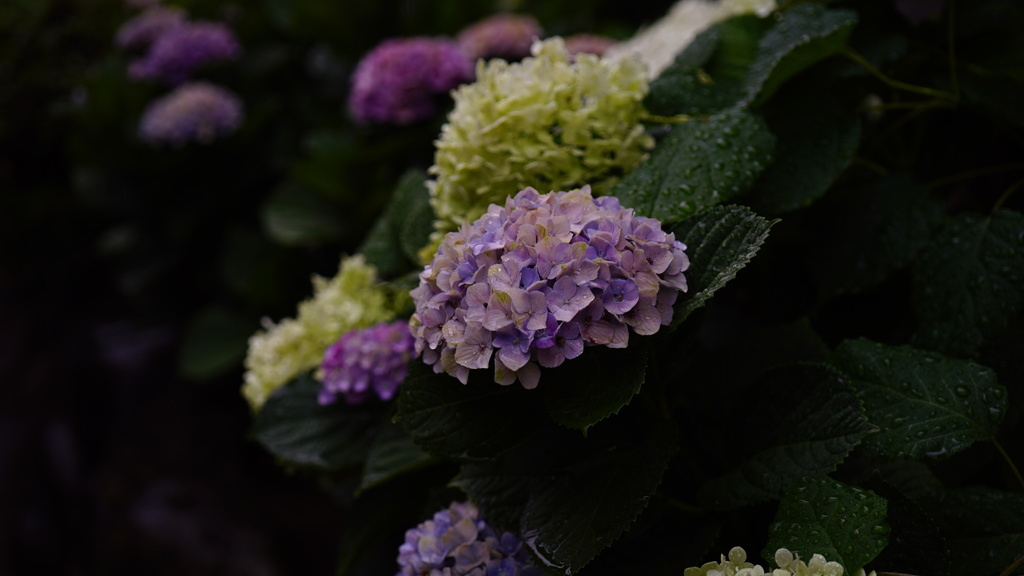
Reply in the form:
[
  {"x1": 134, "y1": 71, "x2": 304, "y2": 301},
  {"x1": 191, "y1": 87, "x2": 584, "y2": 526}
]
[{"x1": 684, "y1": 547, "x2": 877, "y2": 576}]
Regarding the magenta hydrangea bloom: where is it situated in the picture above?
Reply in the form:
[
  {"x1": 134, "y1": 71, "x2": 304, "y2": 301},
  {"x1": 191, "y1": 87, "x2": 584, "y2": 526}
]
[
  {"x1": 397, "y1": 501, "x2": 542, "y2": 576},
  {"x1": 115, "y1": 6, "x2": 186, "y2": 49},
  {"x1": 456, "y1": 14, "x2": 543, "y2": 61},
  {"x1": 317, "y1": 320, "x2": 415, "y2": 405},
  {"x1": 348, "y1": 37, "x2": 474, "y2": 125},
  {"x1": 138, "y1": 82, "x2": 243, "y2": 146},
  {"x1": 129, "y1": 21, "x2": 241, "y2": 84},
  {"x1": 410, "y1": 186, "x2": 689, "y2": 389},
  {"x1": 562, "y1": 33, "x2": 617, "y2": 57}
]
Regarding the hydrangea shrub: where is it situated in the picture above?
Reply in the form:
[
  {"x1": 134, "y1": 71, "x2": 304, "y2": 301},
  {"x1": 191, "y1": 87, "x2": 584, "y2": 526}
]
[{"x1": 410, "y1": 186, "x2": 688, "y2": 389}]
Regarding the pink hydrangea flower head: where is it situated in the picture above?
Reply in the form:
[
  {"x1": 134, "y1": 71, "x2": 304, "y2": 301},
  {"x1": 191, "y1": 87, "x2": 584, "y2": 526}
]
[
  {"x1": 317, "y1": 320, "x2": 415, "y2": 405},
  {"x1": 348, "y1": 37, "x2": 474, "y2": 125},
  {"x1": 456, "y1": 13, "x2": 543, "y2": 61},
  {"x1": 115, "y1": 6, "x2": 187, "y2": 49},
  {"x1": 129, "y1": 21, "x2": 241, "y2": 84},
  {"x1": 138, "y1": 81, "x2": 243, "y2": 146},
  {"x1": 397, "y1": 501, "x2": 542, "y2": 576},
  {"x1": 410, "y1": 186, "x2": 689, "y2": 389}
]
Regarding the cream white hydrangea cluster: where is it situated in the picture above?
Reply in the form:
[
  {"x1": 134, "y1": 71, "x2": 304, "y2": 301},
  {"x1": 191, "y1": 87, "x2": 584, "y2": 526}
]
[
  {"x1": 605, "y1": 0, "x2": 777, "y2": 79},
  {"x1": 425, "y1": 37, "x2": 654, "y2": 261},
  {"x1": 684, "y1": 547, "x2": 877, "y2": 576},
  {"x1": 242, "y1": 255, "x2": 400, "y2": 410}
]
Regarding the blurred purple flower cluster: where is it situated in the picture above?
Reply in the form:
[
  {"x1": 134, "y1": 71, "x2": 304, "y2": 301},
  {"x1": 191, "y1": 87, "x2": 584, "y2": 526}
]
[
  {"x1": 317, "y1": 320, "x2": 415, "y2": 405},
  {"x1": 115, "y1": 5, "x2": 186, "y2": 49},
  {"x1": 410, "y1": 186, "x2": 689, "y2": 389},
  {"x1": 137, "y1": 82, "x2": 243, "y2": 146},
  {"x1": 456, "y1": 14, "x2": 542, "y2": 61},
  {"x1": 128, "y1": 21, "x2": 240, "y2": 85},
  {"x1": 396, "y1": 501, "x2": 541, "y2": 576},
  {"x1": 348, "y1": 37, "x2": 473, "y2": 125}
]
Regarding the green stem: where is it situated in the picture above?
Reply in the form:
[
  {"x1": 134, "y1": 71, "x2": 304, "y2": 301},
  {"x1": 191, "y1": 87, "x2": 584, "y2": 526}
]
[
  {"x1": 923, "y1": 162, "x2": 1024, "y2": 191},
  {"x1": 992, "y1": 176, "x2": 1024, "y2": 214},
  {"x1": 992, "y1": 438, "x2": 1024, "y2": 491},
  {"x1": 852, "y1": 156, "x2": 889, "y2": 176},
  {"x1": 659, "y1": 494, "x2": 705, "y2": 515},
  {"x1": 642, "y1": 112, "x2": 693, "y2": 125},
  {"x1": 999, "y1": 553, "x2": 1024, "y2": 576},
  {"x1": 841, "y1": 48, "x2": 957, "y2": 101}
]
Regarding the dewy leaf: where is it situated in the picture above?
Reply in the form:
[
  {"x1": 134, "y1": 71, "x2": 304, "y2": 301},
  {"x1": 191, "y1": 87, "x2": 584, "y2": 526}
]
[
  {"x1": 743, "y1": 3, "x2": 858, "y2": 106},
  {"x1": 250, "y1": 374, "x2": 378, "y2": 470},
  {"x1": 699, "y1": 363, "x2": 872, "y2": 509},
  {"x1": 925, "y1": 487, "x2": 1024, "y2": 576},
  {"x1": 542, "y1": 342, "x2": 649, "y2": 433},
  {"x1": 746, "y1": 81, "x2": 861, "y2": 216},
  {"x1": 810, "y1": 173, "x2": 943, "y2": 296},
  {"x1": 831, "y1": 339, "x2": 1008, "y2": 461},
  {"x1": 394, "y1": 362, "x2": 543, "y2": 461},
  {"x1": 764, "y1": 476, "x2": 889, "y2": 576},
  {"x1": 358, "y1": 420, "x2": 435, "y2": 494},
  {"x1": 646, "y1": 16, "x2": 769, "y2": 116},
  {"x1": 913, "y1": 209, "x2": 1024, "y2": 356},
  {"x1": 613, "y1": 109, "x2": 775, "y2": 224},
  {"x1": 668, "y1": 205, "x2": 775, "y2": 325}
]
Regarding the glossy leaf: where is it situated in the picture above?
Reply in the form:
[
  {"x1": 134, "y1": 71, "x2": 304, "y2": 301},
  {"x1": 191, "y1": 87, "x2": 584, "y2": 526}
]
[
  {"x1": 668, "y1": 205, "x2": 775, "y2": 325},
  {"x1": 359, "y1": 170, "x2": 433, "y2": 277},
  {"x1": 613, "y1": 109, "x2": 775, "y2": 224},
  {"x1": 764, "y1": 476, "x2": 888, "y2": 576},
  {"x1": 250, "y1": 374, "x2": 378, "y2": 470},
  {"x1": 913, "y1": 209, "x2": 1024, "y2": 356},
  {"x1": 831, "y1": 338, "x2": 1007, "y2": 460},
  {"x1": 699, "y1": 363, "x2": 872, "y2": 509},
  {"x1": 358, "y1": 421, "x2": 435, "y2": 493}
]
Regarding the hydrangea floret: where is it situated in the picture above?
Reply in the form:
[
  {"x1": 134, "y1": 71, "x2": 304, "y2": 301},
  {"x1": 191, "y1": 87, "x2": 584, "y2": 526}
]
[
  {"x1": 138, "y1": 81, "x2": 243, "y2": 146},
  {"x1": 396, "y1": 501, "x2": 541, "y2": 576},
  {"x1": 684, "y1": 547, "x2": 877, "y2": 576},
  {"x1": 605, "y1": 0, "x2": 776, "y2": 79},
  {"x1": 562, "y1": 33, "x2": 617, "y2": 57},
  {"x1": 348, "y1": 37, "x2": 474, "y2": 125},
  {"x1": 410, "y1": 186, "x2": 688, "y2": 389},
  {"x1": 115, "y1": 5, "x2": 186, "y2": 49},
  {"x1": 425, "y1": 37, "x2": 654, "y2": 258},
  {"x1": 317, "y1": 320, "x2": 415, "y2": 405},
  {"x1": 242, "y1": 256, "x2": 400, "y2": 410},
  {"x1": 456, "y1": 13, "x2": 543, "y2": 61},
  {"x1": 129, "y1": 21, "x2": 241, "y2": 84}
]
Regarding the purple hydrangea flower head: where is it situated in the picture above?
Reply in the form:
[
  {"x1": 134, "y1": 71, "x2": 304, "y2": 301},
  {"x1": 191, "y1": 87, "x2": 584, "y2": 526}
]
[
  {"x1": 129, "y1": 21, "x2": 241, "y2": 84},
  {"x1": 317, "y1": 320, "x2": 415, "y2": 405},
  {"x1": 348, "y1": 37, "x2": 474, "y2": 125},
  {"x1": 562, "y1": 33, "x2": 617, "y2": 57},
  {"x1": 138, "y1": 81, "x2": 243, "y2": 146},
  {"x1": 410, "y1": 186, "x2": 689, "y2": 389},
  {"x1": 396, "y1": 501, "x2": 541, "y2": 576},
  {"x1": 115, "y1": 6, "x2": 187, "y2": 50},
  {"x1": 456, "y1": 14, "x2": 543, "y2": 61}
]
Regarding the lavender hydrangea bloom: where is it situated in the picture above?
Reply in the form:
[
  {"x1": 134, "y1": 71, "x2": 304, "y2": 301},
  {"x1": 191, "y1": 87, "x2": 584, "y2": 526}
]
[
  {"x1": 410, "y1": 186, "x2": 689, "y2": 389},
  {"x1": 138, "y1": 82, "x2": 243, "y2": 146},
  {"x1": 115, "y1": 6, "x2": 186, "y2": 49},
  {"x1": 456, "y1": 14, "x2": 542, "y2": 61},
  {"x1": 318, "y1": 320, "x2": 415, "y2": 405},
  {"x1": 562, "y1": 34, "x2": 616, "y2": 57},
  {"x1": 129, "y1": 21, "x2": 241, "y2": 84},
  {"x1": 396, "y1": 501, "x2": 541, "y2": 576},
  {"x1": 348, "y1": 37, "x2": 474, "y2": 125}
]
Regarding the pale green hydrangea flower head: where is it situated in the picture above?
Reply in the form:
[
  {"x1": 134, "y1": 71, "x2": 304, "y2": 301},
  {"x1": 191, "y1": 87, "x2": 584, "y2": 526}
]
[
  {"x1": 683, "y1": 547, "x2": 877, "y2": 576},
  {"x1": 424, "y1": 37, "x2": 654, "y2": 261},
  {"x1": 242, "y1": 255, "x2": 401, "y2": 410}
]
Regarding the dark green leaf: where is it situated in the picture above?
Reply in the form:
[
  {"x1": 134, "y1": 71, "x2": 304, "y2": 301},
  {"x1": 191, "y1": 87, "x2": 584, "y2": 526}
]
[
  {"x1": 358, "y1": 421, "x2": 436, "y2": 493},
  {"x1": 831, "y1": 338, "x2": 1007, "y2": 460},
  {"x1": 744, "y1": 3, "x2": 858, "y2": 106},
  {"x1": 358, "y1": 170, "x2": 432, "y2": 277},
  {"x1": 614, "y1": 109, "x2": 775, "y2": 224},
  {"x1": 261, "y1": 182, "x2": 349, "y2": 246},
  {"x1": 542, "y1": 342, "x2": 649, "y2": 432},
  {"x1": 810, "y1": 173, "x2": 943, "y2": 296},
  {"x1": 926, "y1": 487, "x2": 1024, "y2": 576},
  {"x1": 646, "y1": 16, "x2": 768, "y2": 115},
  {"x1": 699, "y1": 363, "x2": 872, "y2": 509},
  {"x1": 913, "y1": 210, "x2": 1024, "y2": 356},
  {"x1": 394, "y1": 362, "x2": 543, "y2": 461},
  {"x1": 250, "y1": 374, "x2": 379, "y2": 470},
  {"x1": 178, "y1": 306, "x2": 254, "y2": 380},
  {"x1": 870, "y1": 487, "x2": 950, "y2": 576},
  {"x1": 746, "y1": 83, "x2": 861, "y2": 216},
  {"x1": 764, "y1": 476, "x2": 888, "y2": 576},
  {"x1": 668, "y1": 205, "x2": 775, "y2": 325}
]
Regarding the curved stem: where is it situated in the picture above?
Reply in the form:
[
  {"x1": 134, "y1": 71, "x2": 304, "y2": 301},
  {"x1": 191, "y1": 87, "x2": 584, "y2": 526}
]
[
  {"x1": 992, "y1": 175, "x2": 1024, "y2": 214},
  {"x1": 991, "y1": 438, "x2": 1024, "y2": 491},
  {"x1": 842, "y1": 48, "x2": 957, "y2": 101},
  {"x1": 924, "y1": 162, "x2": 1024, "y2": 191},
  {"x1": 999, "y1": 553, "x2": 1024, "y2": 576}
]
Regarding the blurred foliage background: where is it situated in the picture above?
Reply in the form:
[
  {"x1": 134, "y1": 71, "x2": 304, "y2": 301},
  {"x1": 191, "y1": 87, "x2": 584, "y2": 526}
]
[{"x1": 0, "y1": 0, "x2": 675, "y2": 573}]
